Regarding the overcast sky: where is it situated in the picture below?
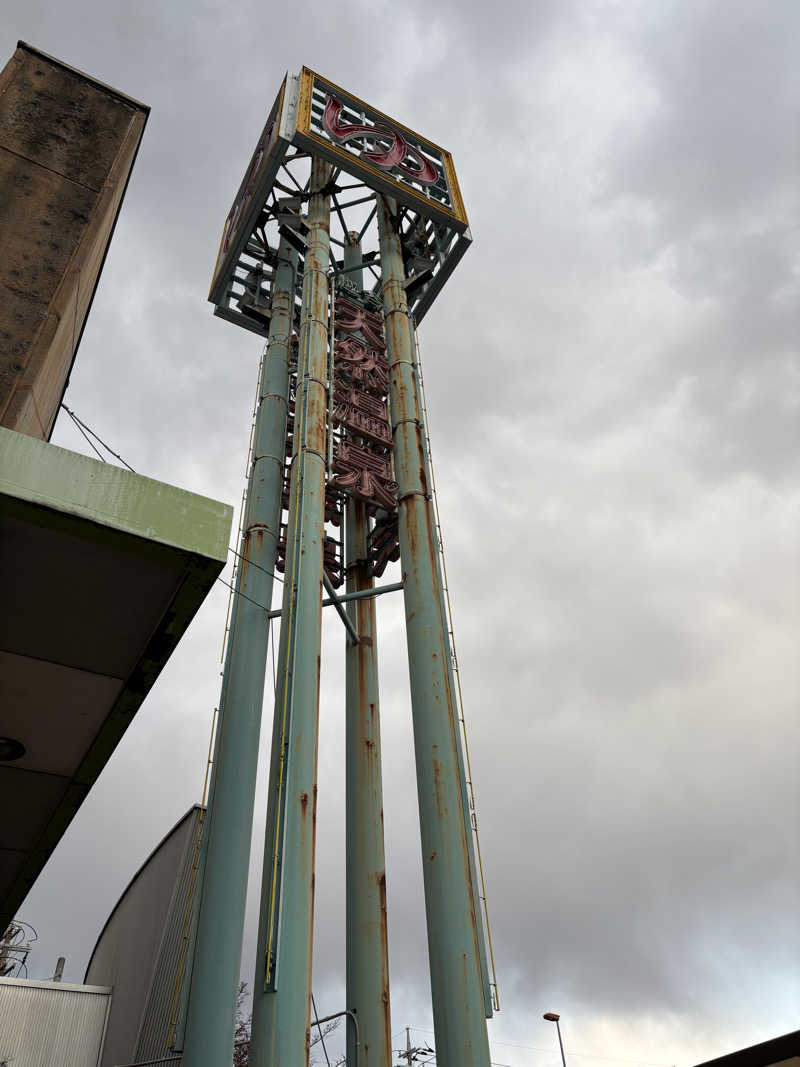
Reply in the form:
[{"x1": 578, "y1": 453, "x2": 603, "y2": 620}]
[{"x1": 4, "y1": 2, "x2": 798, "y2": 1065}]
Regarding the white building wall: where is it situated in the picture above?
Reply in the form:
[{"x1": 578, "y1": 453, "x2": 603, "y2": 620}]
[{"x1": 0, "y1": 976, "x2": 111, "y2": 1067}]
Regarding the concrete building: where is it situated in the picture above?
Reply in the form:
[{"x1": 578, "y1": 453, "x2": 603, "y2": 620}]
[
  {"x1": 0, "y1": 41, "x2": 149, "y2": 440},
  {"x1": 0, "y1": 44, "x2": 233, "y2": 938}
]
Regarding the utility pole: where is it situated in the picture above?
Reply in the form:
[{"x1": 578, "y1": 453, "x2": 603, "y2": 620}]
[{"x1": 396, "y1": 1026, "x2": 433, "y2": 1067}]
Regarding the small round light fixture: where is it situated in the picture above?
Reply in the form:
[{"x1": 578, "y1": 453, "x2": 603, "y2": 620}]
[
  {"x1": 0, "y1": 737, "x2": 26, "y2": 761},
  {"x1": 543, "y1": 1013, "x2": 560, "y2": 1022}
]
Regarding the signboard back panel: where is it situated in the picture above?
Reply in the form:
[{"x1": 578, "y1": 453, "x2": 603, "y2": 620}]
[{"x1": 208, "y1": 75, "x2": 289, "y2": 305}]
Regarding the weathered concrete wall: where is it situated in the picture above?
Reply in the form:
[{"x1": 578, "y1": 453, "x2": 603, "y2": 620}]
[{"x1": 0, "y1": 43, "x2": 148, "y2": 439}]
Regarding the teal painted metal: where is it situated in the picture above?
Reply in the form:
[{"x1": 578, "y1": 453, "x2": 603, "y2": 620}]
[
  {"x1": 182, "y1": 238, "x2": 298, "y2": 1067},
  {"x1": 266, "y1": 581, "x2": 404, "y2": 618},
  {"x1": 323, "y1": 570, "x2": 360, "y2": 645},
  {"x1": 376, "y1": 194, "x2": 491, "y2": 1067},
  {"x1": 343, "y1": 233, "x2": 392, "y2": 1067},
  {"x1": 250, "y1": 156, "x2": 331, "y2": 1067},
  {"x1": 409, "y1": 327, "x2": 493, "y2": 1019}
]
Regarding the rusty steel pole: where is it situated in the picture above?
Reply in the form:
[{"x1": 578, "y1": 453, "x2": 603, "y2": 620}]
[
  {"x1": 249, "y1": 156, "x2": 331, "y2": 1067},
  {"x1": 182, "y1": 238, "x2": 298, "y2": 1067},
  {"x1": 342, "y1": 232, "x2": 392, "y2": 1067},
  {"x1": 376, "y1": 194, "x2": 491, "y2": 1067}
]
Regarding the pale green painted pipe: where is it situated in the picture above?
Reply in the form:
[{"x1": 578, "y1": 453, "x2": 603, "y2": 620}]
[
  {"x1": 377, "y1": 194, "x2": 491, "y2": 1067},
  {"x1": 182, "y1": 239, "x2": 298, "y2": 1067},
  {"x1": 343, "y1": 232, "x2": 392, "y2": 1067},
  {"x1": 249, "y1": 156, "x2": 331, "y2": 1067},
  {"x1": 266, "y1": 581, "x2": 404, "y2": 618},
  {"x1": 409, "y1": 327, "x2": 493, "y2": 1019}
]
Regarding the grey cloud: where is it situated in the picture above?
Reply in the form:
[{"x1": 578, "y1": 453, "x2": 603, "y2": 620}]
[{"x1": 4, "y1": 1, "x2": 798, "y2": 1062}]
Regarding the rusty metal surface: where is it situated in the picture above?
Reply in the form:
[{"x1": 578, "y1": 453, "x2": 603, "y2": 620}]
[
  {"x1": 346, "y1": 499, "x2": 392, "y2": 1067},
  {"x1": 209, "y1": 69, "x2": 472, "y2": 334},
  {"x1": 181, "y1": 241, "x2": 297, "y2": 1067},
  {"x1": 377, "y1": 193, "x2": 490, "y2": 1067},
  {"x1": 249, "y1": 156, "x2": 331, "y2": 1067},
  {"x1": 328, "y1": 283, "x2": 398, "y2": 518},
  {"x1": 343, "y1": 235, "x2": 392, "y2": 1067}
]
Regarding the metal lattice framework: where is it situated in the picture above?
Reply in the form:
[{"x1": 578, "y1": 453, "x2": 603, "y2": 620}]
[{"x1": 209, "y1": 68, "x2": 472, "y2": 336}]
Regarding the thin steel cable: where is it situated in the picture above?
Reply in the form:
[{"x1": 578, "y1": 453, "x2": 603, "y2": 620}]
[
  {"x1": 61, "y1": 402, "x2": 136, "y2": 471},
  {"x1": 216, "y1": 575, "x2": 274, "y2": 614},
  {"x1": 311, "y1": 994, "x2": 332, "y2": 1067},
  {"x1": 64, "y1": 407, "x2": 106, "y2": 462},
  {"x1": 227, "y1": 544, "x2": 285, "y2": 583}
]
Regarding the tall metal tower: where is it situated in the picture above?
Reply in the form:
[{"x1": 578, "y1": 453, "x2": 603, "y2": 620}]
[{"x1": 181, "y1": 68, "x2": 496, "y2": 1067}]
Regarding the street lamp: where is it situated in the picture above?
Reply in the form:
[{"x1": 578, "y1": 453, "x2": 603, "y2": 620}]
[{"x1": 543, "y1": 1013, "x2": 567, "y2": 1067}]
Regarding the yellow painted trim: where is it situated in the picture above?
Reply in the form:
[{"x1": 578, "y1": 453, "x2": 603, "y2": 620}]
[
  {"x1": 298, "y1": 66, "x2": 468, "y2": 227},
  {"x1": 302, "y1": 127, "x2": 466, "y2": 227},
  {"x1": 443, "y1": 153, "x2": 468, "y2": 227},
  {"x1": 297, "y1": 66, "x2": 314, "y2": 138}
]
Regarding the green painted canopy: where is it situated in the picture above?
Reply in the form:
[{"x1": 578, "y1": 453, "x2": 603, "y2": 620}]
[{"x1": 0, "y1": 428, "x2": 232, "y2": 929}]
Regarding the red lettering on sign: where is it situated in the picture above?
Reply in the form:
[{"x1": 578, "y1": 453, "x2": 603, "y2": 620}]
[{"x1": 323, "y1": 96, "x2": 439, "y2": 186}]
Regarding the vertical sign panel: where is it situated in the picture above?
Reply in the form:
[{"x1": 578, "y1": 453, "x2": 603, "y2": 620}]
[{"x1": 208, "y1": 76, "x2": 290, "y2": 304}]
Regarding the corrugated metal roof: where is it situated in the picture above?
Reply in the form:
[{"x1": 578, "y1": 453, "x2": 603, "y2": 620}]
[
  {"x1": 84, "y1": 806, "x2": 204, "y2": 1066},
  {"x1": 0, "y1": 976, "x2": 111, "y2": 1066},
  {"x1": 135, "y1": 807, "x2": 204, "y2": 1062}
]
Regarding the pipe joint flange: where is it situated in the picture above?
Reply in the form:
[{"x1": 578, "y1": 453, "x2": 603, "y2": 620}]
[
  {"x1": 300, "y1": 316, "x2": 330, "y2": 332},
  {"x1": 383, "y1": 278, "x2": 407, "y2": 300},
  {"x1": 392, "y1": 417, "x2": 422, "y2": 432},
  {"x1": 298, "y1": 374, "x2": 328, "y2": 390},
  {"x1": 343, "y1": 559, "x2": 370, "y2": 575},
  {"x1": 299, "y1": 446, "x2": 327, "y2": 464},
  {"x1": 245, "y1": 521, "x2": 277, "y2": 537},
  {"x1": 251, "y1": 451, "x2": 285, "y2": 466},
  {"x1": 397, "y1": 489, "x2": 431, "y2": 503},
  {"x1": 303, "y1": 265, "x2": 331, "y2": 280}
]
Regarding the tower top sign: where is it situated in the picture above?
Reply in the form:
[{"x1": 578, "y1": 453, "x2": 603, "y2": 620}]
[
  {"x1": 209, "y1": 67, "x2": 471, "y2": 332},
  {"x1": 294, "y1": 68, "x2": 467, "y2": 227}
]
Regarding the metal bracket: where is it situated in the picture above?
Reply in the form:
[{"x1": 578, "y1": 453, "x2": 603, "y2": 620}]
[
  {"x1": 265, "y1": 580, "x2": 404, "y2": 623},
  {"x1": 322, "y1": 571, "x2": 359, "y2": 644}
]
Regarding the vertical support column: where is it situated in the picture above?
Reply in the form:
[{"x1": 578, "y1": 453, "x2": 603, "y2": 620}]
[
  {"x1": 343, "y1": 232, "x2": 392, "y2": 1067},
  {"x1": 410, "y1": 327, "x2": 493, "y2": 1020},
  {"x1": 377, "y1": 195, "x2": 491, "y2": 1067},
  {"x1": 183, "y1": 239, "x2": 298, "y2": 1067},
  {"x1": 250, "y1": 156, "x2": 331, "y2": 1067}
]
